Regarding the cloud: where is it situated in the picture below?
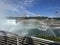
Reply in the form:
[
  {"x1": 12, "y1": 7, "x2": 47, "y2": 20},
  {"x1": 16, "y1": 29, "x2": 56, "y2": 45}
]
[
  {"x1": 18, "y1": 0, "x2": 34, "y2": 7},
  {"x1": 0, "y1": 0, "x2": 36, "y2": 17}
]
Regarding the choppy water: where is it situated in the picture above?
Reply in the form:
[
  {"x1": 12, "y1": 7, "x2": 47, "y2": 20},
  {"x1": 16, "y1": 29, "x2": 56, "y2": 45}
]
[{"x1": 9, "y1": 19, "x2": 60, "y2": 37}]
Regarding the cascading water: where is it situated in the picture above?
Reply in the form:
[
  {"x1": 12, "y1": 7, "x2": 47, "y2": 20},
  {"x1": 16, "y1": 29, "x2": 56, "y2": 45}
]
[{"x1": 9, "y1": 19, "x2": 56, "y2": 37}]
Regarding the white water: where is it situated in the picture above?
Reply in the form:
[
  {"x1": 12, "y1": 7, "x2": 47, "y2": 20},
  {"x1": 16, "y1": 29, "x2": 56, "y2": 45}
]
[
  {"x1": 9, "y1": 19, "x2": 56, "y2": 37},
  {"x1": 0, "y1": 17, "x2": 15, "y2": 32}
]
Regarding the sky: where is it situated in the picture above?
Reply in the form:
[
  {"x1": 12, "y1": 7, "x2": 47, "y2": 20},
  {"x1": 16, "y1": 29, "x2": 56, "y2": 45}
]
[{"x1": 0, "y1": 0, "x2": 60, "y2": 17}]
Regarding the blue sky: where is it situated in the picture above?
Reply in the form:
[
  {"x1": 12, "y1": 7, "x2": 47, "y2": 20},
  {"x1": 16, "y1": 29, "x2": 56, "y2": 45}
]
[{"x1": 0, "y1": 0, "x2": 60, "y2": 17}]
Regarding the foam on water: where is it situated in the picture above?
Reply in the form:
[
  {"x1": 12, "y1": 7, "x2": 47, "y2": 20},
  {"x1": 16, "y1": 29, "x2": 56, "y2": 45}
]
[{"x1": 9, "y1": 19, "x2": 56, "y2": 37}]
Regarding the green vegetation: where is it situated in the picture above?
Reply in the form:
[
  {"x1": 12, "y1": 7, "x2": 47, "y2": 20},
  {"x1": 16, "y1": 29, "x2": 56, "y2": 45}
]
[{"x1": 37, "y1": 35, "x2": 60, "y2": 42}]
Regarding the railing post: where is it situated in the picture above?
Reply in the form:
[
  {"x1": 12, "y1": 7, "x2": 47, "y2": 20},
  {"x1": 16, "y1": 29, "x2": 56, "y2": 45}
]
[
  {"x1": 15, "y1": 34, "x2": 19, "y2": 45},
  {"x1": 0, "y1": 31, "x2": 7, "y2": 45},
  {"x1": 17, "y1": 37, "x2": 19, "y2": 45}
]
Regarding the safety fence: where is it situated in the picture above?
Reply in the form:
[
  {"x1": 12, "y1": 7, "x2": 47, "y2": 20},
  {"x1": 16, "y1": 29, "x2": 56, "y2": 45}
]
[{"x1": 0, "y1": 31, "x2": 60, "y2": 45}]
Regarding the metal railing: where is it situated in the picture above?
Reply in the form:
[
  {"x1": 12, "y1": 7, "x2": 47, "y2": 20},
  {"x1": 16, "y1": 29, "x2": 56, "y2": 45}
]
[
  {"x1": 0, "y1": 31, "x2": 7, "y2": 45},
  {"x1": 0, "y1": 31, "x2": 60, "y2": 45}
]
